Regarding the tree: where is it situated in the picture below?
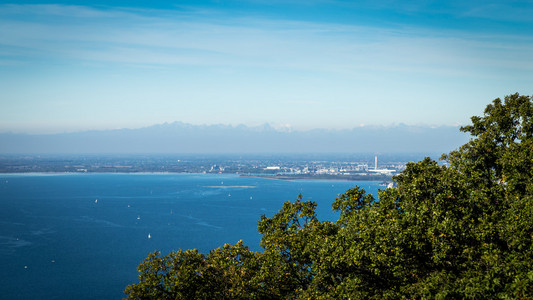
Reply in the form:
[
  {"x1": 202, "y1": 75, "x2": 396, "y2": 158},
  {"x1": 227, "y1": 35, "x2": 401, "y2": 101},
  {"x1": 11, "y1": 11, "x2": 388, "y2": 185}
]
[
  {"x1": 125, "y1": 93, "x2": 533, "y2": 299},
  {"x1": 124, "y1": 242, "x2": 264, "y2": 299}
]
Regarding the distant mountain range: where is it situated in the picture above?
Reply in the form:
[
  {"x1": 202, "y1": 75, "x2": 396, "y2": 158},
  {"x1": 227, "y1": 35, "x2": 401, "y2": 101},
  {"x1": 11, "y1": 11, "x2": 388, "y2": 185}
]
[{"x1": 0, "y1": 122, "x2": 470, "y2": 154}]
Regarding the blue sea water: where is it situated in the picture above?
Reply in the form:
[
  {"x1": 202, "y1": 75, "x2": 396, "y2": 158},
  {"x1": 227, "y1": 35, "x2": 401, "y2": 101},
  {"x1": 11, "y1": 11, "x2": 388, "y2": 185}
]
[{"x1": 0, "y1": 173, "x2": 382, "y2": 299}]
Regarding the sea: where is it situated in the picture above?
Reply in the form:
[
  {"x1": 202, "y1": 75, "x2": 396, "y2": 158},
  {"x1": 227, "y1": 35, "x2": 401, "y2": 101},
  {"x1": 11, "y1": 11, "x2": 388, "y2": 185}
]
[{"x1": 0, "y1": 173, "x2": 382, "y2": 299}]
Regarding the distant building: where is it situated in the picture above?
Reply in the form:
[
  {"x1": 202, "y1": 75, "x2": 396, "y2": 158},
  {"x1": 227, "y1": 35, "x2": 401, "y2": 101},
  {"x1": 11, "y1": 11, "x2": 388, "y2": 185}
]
[
  {"x1": 265, "y1": 166, "x2": 280, "y2": 170},
  {"x1": 368, "y1": 156, "x2": 396, "y2": 175}
]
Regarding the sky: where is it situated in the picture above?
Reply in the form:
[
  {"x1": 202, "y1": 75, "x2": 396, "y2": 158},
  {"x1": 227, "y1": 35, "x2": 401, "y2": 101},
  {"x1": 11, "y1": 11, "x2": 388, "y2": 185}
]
[{"x1": 1, "y1": 0, "x2": 532, "y2": 134}]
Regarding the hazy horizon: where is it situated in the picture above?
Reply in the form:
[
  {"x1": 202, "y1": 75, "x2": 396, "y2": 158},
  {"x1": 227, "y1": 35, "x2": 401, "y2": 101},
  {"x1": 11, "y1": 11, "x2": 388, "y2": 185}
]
[
  {"x1": 0, "y1": 119, "x2": 464, "y2": 135},
  {"x1": 0, "y1": 121, "x2": 470, "y2": 154},
  {"x1": 1, "y1": 1, "x2": 532, "y2": 135}
]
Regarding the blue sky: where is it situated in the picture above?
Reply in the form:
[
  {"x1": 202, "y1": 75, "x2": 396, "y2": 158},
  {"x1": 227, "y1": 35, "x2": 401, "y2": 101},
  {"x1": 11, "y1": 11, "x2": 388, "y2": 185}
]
[{"x1": 1, "y1": 1, "x2": 532, "y2": 133}]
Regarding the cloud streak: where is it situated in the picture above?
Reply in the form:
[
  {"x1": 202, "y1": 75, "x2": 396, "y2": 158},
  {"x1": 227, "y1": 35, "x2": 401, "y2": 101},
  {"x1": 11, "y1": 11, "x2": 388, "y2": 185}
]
[
  {"x1": 2, "y1": 3, "x2": 531, "y2": 76},
  {"x1": 0, "y1": 2, "x2": 532, "y2": 134}
]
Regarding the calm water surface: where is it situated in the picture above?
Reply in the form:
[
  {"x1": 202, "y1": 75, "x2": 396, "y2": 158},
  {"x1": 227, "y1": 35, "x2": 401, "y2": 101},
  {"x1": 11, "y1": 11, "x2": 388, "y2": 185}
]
[{"x1": 0, "y1": 173, "x2": 381, "y2": 299}]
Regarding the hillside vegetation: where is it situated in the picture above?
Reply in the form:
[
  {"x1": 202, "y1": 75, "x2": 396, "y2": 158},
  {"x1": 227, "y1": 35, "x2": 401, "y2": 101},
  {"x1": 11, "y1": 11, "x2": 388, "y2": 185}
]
[{"x1": 125, "y1": 93, "x2": 533, "y2": 299}]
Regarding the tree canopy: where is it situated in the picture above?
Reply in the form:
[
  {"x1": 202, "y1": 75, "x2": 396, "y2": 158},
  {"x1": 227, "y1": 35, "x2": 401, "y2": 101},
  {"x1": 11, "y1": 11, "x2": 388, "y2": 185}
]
[{"x1": 125, "y1": 93, "x2": 533, "y2": 299}]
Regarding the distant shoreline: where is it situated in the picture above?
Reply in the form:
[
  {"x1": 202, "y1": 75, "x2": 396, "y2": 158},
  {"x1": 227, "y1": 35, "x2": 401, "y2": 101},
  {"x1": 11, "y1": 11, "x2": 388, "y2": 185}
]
[
  {"x1": 0, "y1": 171, "x2": 393, "y2": 182},
  {"x1": 240, "y1": 174, "x2": 393, "y2": 182}
]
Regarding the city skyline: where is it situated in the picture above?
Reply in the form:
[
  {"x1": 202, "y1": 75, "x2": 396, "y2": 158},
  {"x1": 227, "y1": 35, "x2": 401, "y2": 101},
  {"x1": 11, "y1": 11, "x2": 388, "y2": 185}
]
[{"x1": 1, "y1": 1, "x2": 532, "y2": 134}]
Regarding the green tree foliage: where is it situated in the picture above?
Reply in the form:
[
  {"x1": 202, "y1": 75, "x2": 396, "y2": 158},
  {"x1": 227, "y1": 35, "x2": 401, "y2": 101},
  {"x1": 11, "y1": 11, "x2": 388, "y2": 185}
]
[{"x1": 125, "y1": 93, "x2": 533, "y2": 299}]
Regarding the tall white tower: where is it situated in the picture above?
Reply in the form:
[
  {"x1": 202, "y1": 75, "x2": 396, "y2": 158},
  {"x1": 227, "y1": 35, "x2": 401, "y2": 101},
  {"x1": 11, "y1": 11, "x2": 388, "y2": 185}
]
[{"x1": 375, "y1": 155, "x2": 378, "y2": 170}]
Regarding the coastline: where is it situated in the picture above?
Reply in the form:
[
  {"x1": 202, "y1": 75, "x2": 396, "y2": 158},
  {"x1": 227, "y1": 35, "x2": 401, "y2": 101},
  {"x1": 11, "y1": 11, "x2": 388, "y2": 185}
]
[
  {"x1": 0, "y1": 171, "x2": 394, "y2": 182},
  {"x1": 240, "y1": 173, "x2": 393, "y2": 182}
]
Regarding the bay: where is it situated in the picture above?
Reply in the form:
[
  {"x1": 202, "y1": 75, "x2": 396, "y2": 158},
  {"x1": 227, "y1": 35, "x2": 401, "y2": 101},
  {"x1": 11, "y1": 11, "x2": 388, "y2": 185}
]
[{"x1": 0, "y1": 173, "x2": 382, "y2": 299}]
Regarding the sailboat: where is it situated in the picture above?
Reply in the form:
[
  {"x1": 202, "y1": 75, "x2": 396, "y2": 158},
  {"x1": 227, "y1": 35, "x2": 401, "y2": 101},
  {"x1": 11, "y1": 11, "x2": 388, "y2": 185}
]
[{"x1": 148, "y1": 233, "x2": 151, "y2": 239}]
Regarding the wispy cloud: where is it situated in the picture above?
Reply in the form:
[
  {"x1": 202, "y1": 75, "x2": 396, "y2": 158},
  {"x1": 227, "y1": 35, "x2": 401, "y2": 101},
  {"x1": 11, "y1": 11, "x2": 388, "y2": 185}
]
[
  {"x1": 2, "y1": 3, "x2": 531, "y2": 78},
  {"x1": 1, "y1": 3, "x2": 532, "y2": 134},
  {"x1": 458, "y1": 0, "x2": 533, "y2": 23}
]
